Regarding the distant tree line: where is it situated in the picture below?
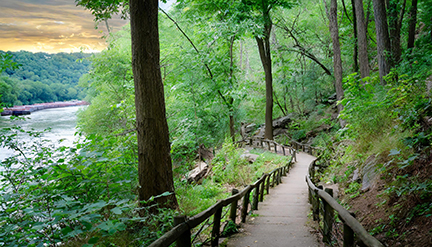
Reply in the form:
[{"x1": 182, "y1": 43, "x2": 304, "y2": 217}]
[{"x1": 0, "y1": 51, "x2": 91, "y2": 106}]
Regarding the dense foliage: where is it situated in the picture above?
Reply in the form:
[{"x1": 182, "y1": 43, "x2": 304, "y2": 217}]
[
  {"x1": 1, "y1": 0, "x2": 432, "y2": 245},
  {"x1": 0, "y1": 51, "x2": 91, "y2": 106}
]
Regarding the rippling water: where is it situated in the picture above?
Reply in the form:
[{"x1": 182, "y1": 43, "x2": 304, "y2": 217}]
[{"x1": 0, "y1": 106, "x2": 85, "y2": 162}]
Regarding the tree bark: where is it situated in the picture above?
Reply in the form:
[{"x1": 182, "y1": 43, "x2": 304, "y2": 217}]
[
  {"x1": 407, "y1": 0, "x2": 418, "y2": 49},
  {"x1": 354, "y1": 0, "x2": 370, "y2": 78},
  {"x1": 256, "y1": 1, "x2": 273, "y2": 140},
  {"x1": 387, "y1": 0, "x2": 406, "y2": 63},
  {"x1": 256, "y1": 34, "x2": 274, "y2": 140},
  {"x1": 328, "y1": 0, "x2": 345, "y2": 122},
  {"x1": 129, "y1": 0, "x2": 178, "y2": 211},
  {"x1": 351, "y1": 0, "x2": 359, "y2": 73},
  {"x1": 372, "y1": 0, "x2": 391, "y2": 84},
  {"x1": 229, "y1": 35, "x2": 236, "y2": 143}
]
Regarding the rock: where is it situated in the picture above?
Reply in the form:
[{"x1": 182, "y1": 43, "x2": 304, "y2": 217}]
[
  {"x1": 361, "y1": 155, "x2": 379, "y2": 192},
  {"x1": 240, "y1": 123, "x2": 257, "y2": 139},
  {"x1": 273, "y1": 128, "x2": 287, "y2": 137},
  {"x1": 197, "y1": 144, "x2": 214, "y2": 163},
  {"x1": 187, "y1": 161, "x2": 209, "y2": 184},
  {"x1": 254, "y1": 126, "x2": 265, "y2": 138},
  {"x1": 240, "y1": 152, "x2": 259, "y2": 163},
  {"x1": 352, "y1": 168, "x2": 361, "y2": 183},
  {"x1": 272, "y1": 113, "x2": 296, "y2": 128}
]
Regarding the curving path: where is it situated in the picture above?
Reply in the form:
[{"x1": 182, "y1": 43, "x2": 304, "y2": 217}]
[{"x1": 227, "y1": 151, "x2": 318, "y2": 247}]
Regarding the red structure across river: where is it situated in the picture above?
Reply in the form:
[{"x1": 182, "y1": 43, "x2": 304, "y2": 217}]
[{"x1": 1, "y1": 100, "x2": 89, "y2": 116}]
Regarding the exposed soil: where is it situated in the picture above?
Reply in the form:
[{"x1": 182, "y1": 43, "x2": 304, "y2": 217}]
[{"x1": 347, "y1": 158, "x2": 432, "y2": 247}]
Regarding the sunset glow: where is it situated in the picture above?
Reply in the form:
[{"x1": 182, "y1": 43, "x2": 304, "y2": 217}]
[{"x1": 0, "y1": 0, "x2": 128, "y2": 54}]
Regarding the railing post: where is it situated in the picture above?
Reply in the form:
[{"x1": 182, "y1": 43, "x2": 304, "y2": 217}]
[
  {"x1": 241, "y1": 188, "x2": 251, "y2": 223},
  {"x1": 276, "y1": 169, "x2": 280, "y2": 184},
  {"x1": 342, "y1": 212, "x2": 356, "y2": 247},
  {"x1": 307, "y1": 177, "x2": 312, "y2": 204},
  {"x1": 279, "y1": 168, "x2": 283, "y2": 183},
  {"x1": 174, "y1": 215, "x2": 191, "y2": 247},
  {"x1": 259, "y1": 175, "x2": 266, "y2": 202},
  {"x1": 282, "y1": 146, "x2": 286, "y2": 156},
  {"x1": 265, "y1": 174, "x2": 271, "y2": 194},
  {"x1": 310, "y1": 160, "x2": 316, "y2": 181},
  {"x1": 211, "y1": 207, "x2": 222, "y2": 247},
  {"x1": 229, "y1": 189, "x2": 239, "y2": 223},
  {"x1": 252, "y1": 183, "x2": 260, "y2": 210},
  {"x1": 322, "y1": 188, "x2": 334, "y2": 244},
  {"x1": 312, "y1": 186, "x2": 322, "y2": 221},
  {"x1": 270, "y1": 172, "x2": 275, "y2": 187}
]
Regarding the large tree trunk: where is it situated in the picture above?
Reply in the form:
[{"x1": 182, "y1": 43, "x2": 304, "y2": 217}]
[
  {"x1": 407, "y1": 0, "x2": 418, "y2": 49},
  {"x1": 387, "y1": 0, "x2": 406, "y2": 63},
  {"x1": 354, "y1": 0, "x2": 370, "y2": 78},
  {"x1": 256, "y1": 7, "x2": 273, "y2": 140},
  {"x1": 372, "y1": 0, "x2": 391, "y2": 84},
  {"x1": 328, "y1": 0, "x2": 345, "y2": 124},
  {"x1": 129, "y1": 0, "x2": 178, "y2": 211}
]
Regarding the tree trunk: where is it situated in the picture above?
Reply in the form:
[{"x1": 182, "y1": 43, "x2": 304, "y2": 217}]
[
  {"x1": 328, "y1": 0, "x2": 345, "y2": 124},
  {"x1": 354, "y1": 0, "x2": 370, "y2": 78},
  {"x1": 129, "y1": 0, "x2": 178, "y2": 212},
  {"x1": 255, "y1": 7, "x2": 273, "y2": 140},
  {"x1": 407, "y1": 0, "x2": 418, "y2": 49},
  {"x1": 351, "y1": 0, "x2": 359, "y2": 72},
  {"x1": 388, "y1": 0, "x2": 406, "y2": 63},
  {"x1": 229, "y1": 36, "x2": 236, "y2": 143},
  {"x1": 372, "y1": 0, "x2": 391, "y2": 84}
]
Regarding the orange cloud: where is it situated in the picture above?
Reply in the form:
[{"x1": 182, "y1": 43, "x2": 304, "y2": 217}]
[{"x1": 0, "y1": 0, "x2": 128, "y2": 53}]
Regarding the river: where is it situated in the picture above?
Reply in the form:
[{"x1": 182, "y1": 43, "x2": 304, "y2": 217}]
[{"x1": 0, "y1": 106, "x2": 85, "y2": 162}]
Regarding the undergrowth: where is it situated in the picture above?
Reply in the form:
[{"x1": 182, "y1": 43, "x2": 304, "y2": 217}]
[{"x1": 175, "y1": 139, "x2": 290, "y2": 216}]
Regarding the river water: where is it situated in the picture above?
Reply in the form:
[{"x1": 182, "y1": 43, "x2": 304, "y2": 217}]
[{"x1": 0, "y1": 106, "x2": 85, "y2": 162}]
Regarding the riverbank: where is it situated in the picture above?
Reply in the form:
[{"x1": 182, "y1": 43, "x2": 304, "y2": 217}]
[{"x1": 1, "y1": 100, "x2": 89, "y2": 116}]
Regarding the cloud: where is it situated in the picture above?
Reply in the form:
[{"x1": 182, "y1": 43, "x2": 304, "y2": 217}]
[{"x1": 0, "y1": 0, "x2": 128, "y2": 53}]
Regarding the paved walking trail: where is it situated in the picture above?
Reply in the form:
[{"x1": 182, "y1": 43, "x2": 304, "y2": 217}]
[{"x1": 227, "y1": 151, "x2": 319, "y2": 247}]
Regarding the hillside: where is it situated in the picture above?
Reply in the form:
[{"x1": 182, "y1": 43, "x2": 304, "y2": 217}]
[{"x1": 0, "y1": 51, "x2": 92, "y2": 106}]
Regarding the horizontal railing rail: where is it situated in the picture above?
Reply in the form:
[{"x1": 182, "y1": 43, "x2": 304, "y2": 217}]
[{"x1": 148, "y1": 154, "x2": 294, "y2": 247}]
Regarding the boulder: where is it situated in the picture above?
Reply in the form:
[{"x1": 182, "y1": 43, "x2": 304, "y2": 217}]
[
  {"x1": 361, "y1": 155, "x2": 380, "y2": 192},
  {"x1": 187, "y1": 161, "x2": 209, "y2": 184},
  {"x1": 240, "y1": 152, "x2": 259, "y2": 163},
  {"x1": 272, "y1": 113, "x2": 296, "y2": 128},
  {"x1": 240, "y1": 123, "x2": 257, "y2": 139},
  {"x1": 352, "y1": 168, "x2": 361, "y2": 183},
  {"x1": 197, "y1": 144, "x2": 214, "y2": 163}
]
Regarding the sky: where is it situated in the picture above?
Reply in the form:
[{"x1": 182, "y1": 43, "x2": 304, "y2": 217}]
[{"x1": 0, "y1": 0, "x2": 129, "y2": 54}]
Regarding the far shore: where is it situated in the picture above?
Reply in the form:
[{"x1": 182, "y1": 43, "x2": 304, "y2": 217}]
[{"x1": 1, "y1": 100, "x2": 89, "y2": 116}]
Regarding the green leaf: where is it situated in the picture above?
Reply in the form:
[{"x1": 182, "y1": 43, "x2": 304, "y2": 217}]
[
  {"x1": 389, "y1": 149, "x2": 400, "y2": 156},
  {"x1": 88, "y1": 237, "x2": 99, "y2": 244},
  {"x1": 111, "y1": 207, "x2": 122, "y2": 215},
  {"x1": 61, "y1": 226, "x2": 73, "y2": 235}
]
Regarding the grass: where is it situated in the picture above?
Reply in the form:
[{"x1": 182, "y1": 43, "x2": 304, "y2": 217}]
[{"x1": 175, "y1": 140, "x2": 291, "y2": 216}]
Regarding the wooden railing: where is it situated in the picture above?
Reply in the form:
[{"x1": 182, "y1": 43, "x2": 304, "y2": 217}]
[
  {"x1": 305, "y1": 159, "x2": 384, "y2": 247},
  {"x1": 148, "y1": 156, "x2": 294, "y2": 247},
  {"x1": 290, "y1": 140, "x2": 324, "y2": 157},
  {"x1": 239, "y1": 137, "x2": 297, "y2": 162}
]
